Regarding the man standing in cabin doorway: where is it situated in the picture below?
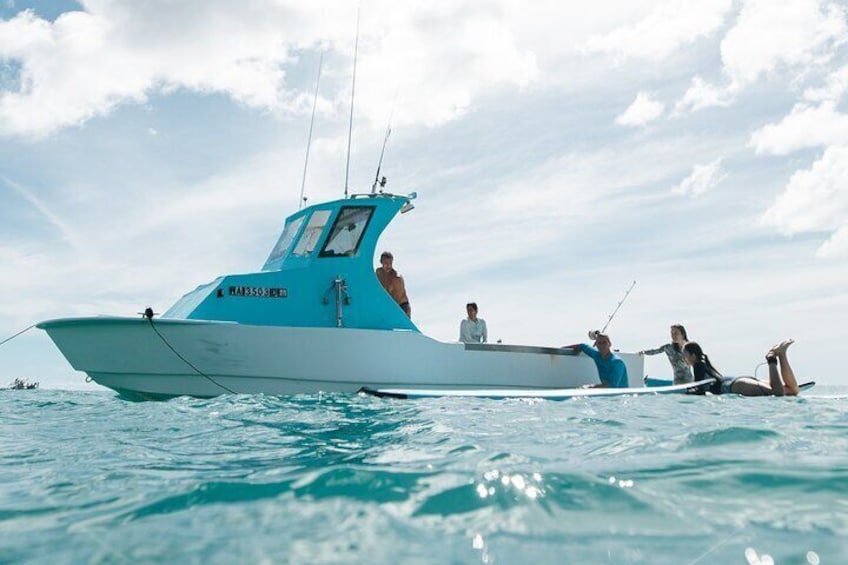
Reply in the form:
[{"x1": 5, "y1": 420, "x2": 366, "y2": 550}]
[
  {"x1": 567, "y1": 332, "x2": 629, "y2": 388},
  {"x1": 376, "y1": 251, "x2": 411, "y2": 318}
]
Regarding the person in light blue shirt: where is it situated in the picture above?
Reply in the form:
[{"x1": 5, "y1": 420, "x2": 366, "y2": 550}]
[
  {"x1": 568, "y1": 333, "x2": 629, "y2": 388},
  {"x1": 459, "y1": 302, "x2": 487, "y2": 343}
]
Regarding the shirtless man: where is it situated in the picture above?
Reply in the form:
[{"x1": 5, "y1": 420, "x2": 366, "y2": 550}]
[{"x1": 375, "y1": 251, "x2": 411, "y2": 318}]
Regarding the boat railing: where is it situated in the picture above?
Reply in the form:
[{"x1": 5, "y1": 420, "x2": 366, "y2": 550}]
[
  {"x1": 321, "y1": 276, "x2": 351, "y2": 327},
  {"x1": 463, "y1": 343, "x2": 579, "y2": 356}
]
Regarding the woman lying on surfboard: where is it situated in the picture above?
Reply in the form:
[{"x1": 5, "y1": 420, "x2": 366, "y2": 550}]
[{"x1": 683, "y1": 339, "x2": 800, "y2": 396}]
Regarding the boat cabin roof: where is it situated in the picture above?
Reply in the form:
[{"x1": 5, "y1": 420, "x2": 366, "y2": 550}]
[
  {"x1": 163, "y1": 191, "x2": 417, "y2": 331},
  {"x1": 262, "y1": 192, "x2": 413, "y2": 271}
]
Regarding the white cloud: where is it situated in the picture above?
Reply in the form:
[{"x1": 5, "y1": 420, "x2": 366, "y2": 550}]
[
  {"x1": 615, "y1": 91, "x2": 664, "y2": 126},
  {"x1": 674, "y1": 1, "x2": 848, "y2": 116},
  {"x1": 750, "y1": 102, "x2": 848, "y2": 155},
  {"x1": 354, "y1": 4, "x2": 537, "y2": 129},
  {"x1": 0, "y1": 1, "x2": 538, "y2": 138},
  {"x1": 761, "y1": 145, "x2": 848, "y2": 257},
  {"x1": 817, "y1": 225, "x2": 848, "y2": 258},
  {"x1": 720, "y1": 0, "x2": 847, "y2": 88},
  {"x1": 674, "y1": 75, "x2": 736, "y2": 114},
  {"x1": 584, "y1": 0, "x2": 733, "y2": 61},
  {"x1": 671, "y1": 158, "x2": 726, "y2": 196},
  {"x1": 750, "y1": 64, "x2": 848, "y2": 154},
  {"x1": 803, "y1": 63, "x2": 848, "y2": 102}
]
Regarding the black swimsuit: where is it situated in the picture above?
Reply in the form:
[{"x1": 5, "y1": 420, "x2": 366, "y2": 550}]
[{"x1": 691, "y1": 361, "x2": 723, "y2": 394}]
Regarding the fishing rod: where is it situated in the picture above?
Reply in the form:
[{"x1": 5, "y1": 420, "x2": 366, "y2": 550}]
[
  {"x1": 371, "y1": 123, "x2": 391, "y2": 194},
  {"x1": 371, "y1": 96, "x2": 396, "y2": 194},
  {"x1": 590, "y1": 280, "x2": 637, "y2": 339},
  {"x1": 298, "y1": 51, "x2": 323, "y2": 210}
]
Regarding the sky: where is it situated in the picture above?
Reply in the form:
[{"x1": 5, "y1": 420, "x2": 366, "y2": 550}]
[{"x1": 0, "y1": 0, "x2": 846, "y2": 390}]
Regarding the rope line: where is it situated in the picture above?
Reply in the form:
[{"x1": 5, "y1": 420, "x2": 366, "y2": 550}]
[
  {"x1": 145, "y1": 318, "x2": 236, "y2": 394},
  {"x1": 0, "y1": 324, "x2": 36, "y2": 347},
  {"x1": 687, "y1": 524, "x2": 745, "y2": 564}
]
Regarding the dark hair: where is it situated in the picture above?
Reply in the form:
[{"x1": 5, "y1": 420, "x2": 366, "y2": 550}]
[
  {"x1": 684, "y1": 342, "x2": 722, "y2": 376},
  {"x1": 466, "y1": 302, "x2": 478, "y2": 312},
  {"x1": 683, "y1": 341, "x2": 702, "y2": 357},
  {"x1": 671, "y1": 324, "x2": 688, "y2": 341},
  {"x1": 380, "y1": 251, "x2": 393, "y2": 260}
]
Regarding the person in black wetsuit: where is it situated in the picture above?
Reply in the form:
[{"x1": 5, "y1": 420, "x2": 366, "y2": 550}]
[{"x1": 683, "y1": 340, "x2": 800, "y2": 396}]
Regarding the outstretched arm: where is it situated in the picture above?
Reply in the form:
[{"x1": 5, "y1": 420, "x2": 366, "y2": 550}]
[
  {"x1": 639, "y1": 344, "x2": 666, "y2": 355},
  {"x1": 576, "y1": 344, "x2": 600, "y2": 362}
]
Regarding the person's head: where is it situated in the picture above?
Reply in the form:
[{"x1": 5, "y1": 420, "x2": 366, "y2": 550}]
[
  {"x1": 670, "y1": 324, "x2": 688, "y2": 342},
  {"x1": 594, "y1": 333, "x2": 611, "y2": 355},
  {"x1": 466, "y1": 302, "x2": 478, "y2": 320},
  {"x1": 683, "y1": 342, "x2": 704, "y2": 366},
  {"x1": 379, "y1": 251, "x2": 394, "y2": 270}
]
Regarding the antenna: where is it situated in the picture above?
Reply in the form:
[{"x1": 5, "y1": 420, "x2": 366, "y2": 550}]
[
  {"x1": 299, "y1": 51, "x2": 323, "y2": 210},
  {"x1": 371, "y1": 121, "x2": 391, "y2": 194},
  {"x1": 344, "y1": 7, "x2": 360, "y2": 199}
]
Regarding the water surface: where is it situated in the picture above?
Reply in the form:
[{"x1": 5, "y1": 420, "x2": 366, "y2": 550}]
[{"x1": 2, "y1": 389, "x2": 846, "y2": 563}]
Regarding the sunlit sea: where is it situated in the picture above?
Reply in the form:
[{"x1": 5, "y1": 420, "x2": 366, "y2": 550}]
[{"x1": 2, "y1": 388, "x2": 847, "y2": 564}]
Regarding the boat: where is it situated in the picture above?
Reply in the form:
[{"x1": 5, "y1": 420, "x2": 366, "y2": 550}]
[
  {"x1": 38, "y1": 192, "x2": 645, "y2": 400},
  {"x1": 3, "y1": 378, "x2": 39, "y2": 390}
]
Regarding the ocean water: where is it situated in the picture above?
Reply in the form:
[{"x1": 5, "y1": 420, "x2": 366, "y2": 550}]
[{"x1": 2, "y1": 389, "x2": 847, "y2": 564}]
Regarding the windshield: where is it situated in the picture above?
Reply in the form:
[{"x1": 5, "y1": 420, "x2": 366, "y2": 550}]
[
  {"x1": 319, "y1": 206, "x2": 374, "y2": 257},
  {"x1": 262, "y1": 214, "x2": 306, "y2": 270},
  {"x1": 291, "y1": 209, "x2": 331, "y2": 257}
]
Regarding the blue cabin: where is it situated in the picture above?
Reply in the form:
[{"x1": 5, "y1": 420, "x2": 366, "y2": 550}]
[{"x1": 163, "y1": 193, "x2": 419, "y2": 332}]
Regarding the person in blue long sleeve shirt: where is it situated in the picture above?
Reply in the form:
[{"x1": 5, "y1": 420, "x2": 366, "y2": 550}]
[{"x1": 568, "y1": 333, "x2": 629, "y2": 388}]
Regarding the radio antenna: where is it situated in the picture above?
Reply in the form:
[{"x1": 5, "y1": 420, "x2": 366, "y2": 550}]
[
  {"x1": 343, "y1": 7, "x2": 360, "y2": 199},
  {"x1": 299, "y1": 51, "x2": 323, "y2": 210}
]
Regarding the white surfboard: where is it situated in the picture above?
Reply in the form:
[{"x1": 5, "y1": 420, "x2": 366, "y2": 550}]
[
  {"x1": 359, "y1": 378, "x2": 716, "y2": 400},
  {"x1": 644, "y1": 376, "x2": 816, "y2": 393}
]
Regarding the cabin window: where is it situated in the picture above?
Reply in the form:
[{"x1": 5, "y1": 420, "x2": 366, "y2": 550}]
[
  {"x1": 291, "y1": 209, "x2": 331, "y2": 257},
  {"x1": 263, "y1": 215, "x2": 306, "y2": 269},
  {"x1": 319, "y1": 206, "x2": 374, "y2": 257}
]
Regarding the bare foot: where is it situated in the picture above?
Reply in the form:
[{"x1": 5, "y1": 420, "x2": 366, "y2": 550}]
[{"x1": 769, "y1": 338, "x2": 795, "y2": 356}]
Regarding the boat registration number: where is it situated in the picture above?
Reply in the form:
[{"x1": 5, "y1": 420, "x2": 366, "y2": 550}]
[{"x1": 228, "y1": 286, "x2": 288, "y2": 298}]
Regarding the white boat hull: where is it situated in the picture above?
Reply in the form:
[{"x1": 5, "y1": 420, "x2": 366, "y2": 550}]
[{"x1": 39, "y1": 317, "x2": 644, "y2": 399}]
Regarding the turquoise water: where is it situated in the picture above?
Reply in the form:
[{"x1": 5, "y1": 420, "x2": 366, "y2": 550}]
[{"x1": 2, "y1": 389, "x2": 847, "y2": 564}]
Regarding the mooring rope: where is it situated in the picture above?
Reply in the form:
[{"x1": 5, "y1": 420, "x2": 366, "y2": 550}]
[
  {"x1": 143, "y1": 315, "x2": 236, "y2": 395},
  {"x1": 0, "y1": 324, "x2": 39, "y2": 389},
  {"x1": 0, "y1": 324, "x2": 36, "y2": 347}
]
